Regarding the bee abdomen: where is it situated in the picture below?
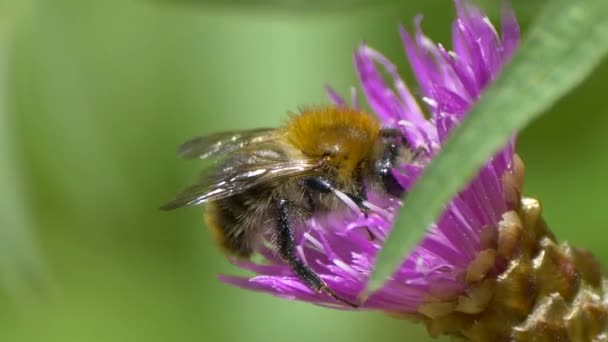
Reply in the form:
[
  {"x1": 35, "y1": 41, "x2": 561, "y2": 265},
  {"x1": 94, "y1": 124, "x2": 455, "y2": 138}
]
[{"x1": 204, "y1": 200, "x2": 253, "y2": 258}]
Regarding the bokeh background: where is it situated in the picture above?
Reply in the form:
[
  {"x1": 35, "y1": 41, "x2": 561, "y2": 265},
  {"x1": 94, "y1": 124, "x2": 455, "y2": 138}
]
[{"x1": 1, "y1": 0, "x2": 606, "y2": 341}]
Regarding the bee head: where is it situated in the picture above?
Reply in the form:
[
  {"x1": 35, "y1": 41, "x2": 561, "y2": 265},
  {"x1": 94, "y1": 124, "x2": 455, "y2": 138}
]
[{"x1": 371, "y1": 128, "x2": 414, "y2": 197}]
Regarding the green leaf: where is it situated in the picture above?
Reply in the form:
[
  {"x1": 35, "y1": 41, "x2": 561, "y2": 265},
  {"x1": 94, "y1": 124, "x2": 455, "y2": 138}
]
[{"x1": 364, "y1": 0, "x2": 608, "y2": 296}]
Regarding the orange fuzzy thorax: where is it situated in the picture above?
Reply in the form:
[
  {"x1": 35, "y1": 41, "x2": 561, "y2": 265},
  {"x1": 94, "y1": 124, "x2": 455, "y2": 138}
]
[{"x1": 284, "y1": 107, "x2": 381, "y2": 182}]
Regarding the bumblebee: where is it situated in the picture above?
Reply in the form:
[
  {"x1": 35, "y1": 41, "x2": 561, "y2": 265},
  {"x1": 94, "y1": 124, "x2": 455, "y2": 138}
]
[{"x1": 162, "y1": 106, "x2": 417, "y2": 307}]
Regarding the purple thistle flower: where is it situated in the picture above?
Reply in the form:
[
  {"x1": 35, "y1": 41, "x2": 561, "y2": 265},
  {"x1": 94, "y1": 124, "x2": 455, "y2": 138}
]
[{"x1": 221, "y1": 0, "x2": 520, "y2": 312}]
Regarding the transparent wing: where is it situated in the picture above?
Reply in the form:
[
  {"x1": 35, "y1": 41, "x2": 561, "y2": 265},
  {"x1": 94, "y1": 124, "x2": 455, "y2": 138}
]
[
  {"x1": 177, "y1": 128, "x2": 276, "y2": 159},
  {"x1": 160, "y1": 158, "x2": 316, "y2": 210}
]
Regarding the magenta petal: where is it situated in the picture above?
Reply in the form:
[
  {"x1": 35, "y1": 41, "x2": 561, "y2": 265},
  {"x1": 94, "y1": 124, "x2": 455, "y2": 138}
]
[
  {"x1": 354, "y1": 45, "x2": 431, "y2": 148},
  {"x1": 325, "y1": 85, "x2": 346, "y2": 106},
  {"x1": 437, "y1": 44, "x2": 477, "y2": 101},
  {"x1": 434, "y1": 86, "x2": 470, "y2": 115},
  {"x1": 501, "y1": 4, "x2": 521, "y2": 60},
  {"x1": 353, "y1": 47, "x2": 399, "y2": 123},
  {"x1": 400, "y1": 25, "x2": 437, "y2": 101}
]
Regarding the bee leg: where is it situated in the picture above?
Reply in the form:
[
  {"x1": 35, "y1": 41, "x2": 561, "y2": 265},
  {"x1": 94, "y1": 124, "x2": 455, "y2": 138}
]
[
  {"x1": 299, "y1": 176, "x2": 370, "y2": 216},
  {"x1": 411, "y1": 144, "x2": 428, "y2": 163},
  {"x1": 276, "y1": 198, "x2": 359, "y2": 308}
]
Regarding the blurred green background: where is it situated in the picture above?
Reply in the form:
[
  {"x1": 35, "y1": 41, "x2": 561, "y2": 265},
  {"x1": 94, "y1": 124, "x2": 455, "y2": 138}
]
[{"x1": 0, "y1": 0, "x2": 605, "y2": 341}]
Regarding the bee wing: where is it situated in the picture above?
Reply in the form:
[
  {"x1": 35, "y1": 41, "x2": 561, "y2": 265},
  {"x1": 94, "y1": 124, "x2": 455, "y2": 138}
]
[
  {"x1": 160, "y1": 159, "x2": 317, "y2": 210},
  {"x1": 177, "y1": 128, "x2": 276, "y2": 159}
]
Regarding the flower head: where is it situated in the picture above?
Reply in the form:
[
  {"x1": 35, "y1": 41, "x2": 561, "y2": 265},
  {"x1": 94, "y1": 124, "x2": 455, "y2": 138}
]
[{"x1": 221, "y1": 0, "x2": 520, "y2": 313}]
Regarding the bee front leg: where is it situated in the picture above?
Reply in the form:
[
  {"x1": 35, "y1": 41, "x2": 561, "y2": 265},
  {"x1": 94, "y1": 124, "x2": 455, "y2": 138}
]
[
  {"x1": 275, "y1": 198, "x2": 358, "y2": 308},
  {"x1": 299, "y1": 176, "x2": 370, "y2": 216},
  {"x1": 301, "y1": 176, "x2": 383, "y2": 241}
]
